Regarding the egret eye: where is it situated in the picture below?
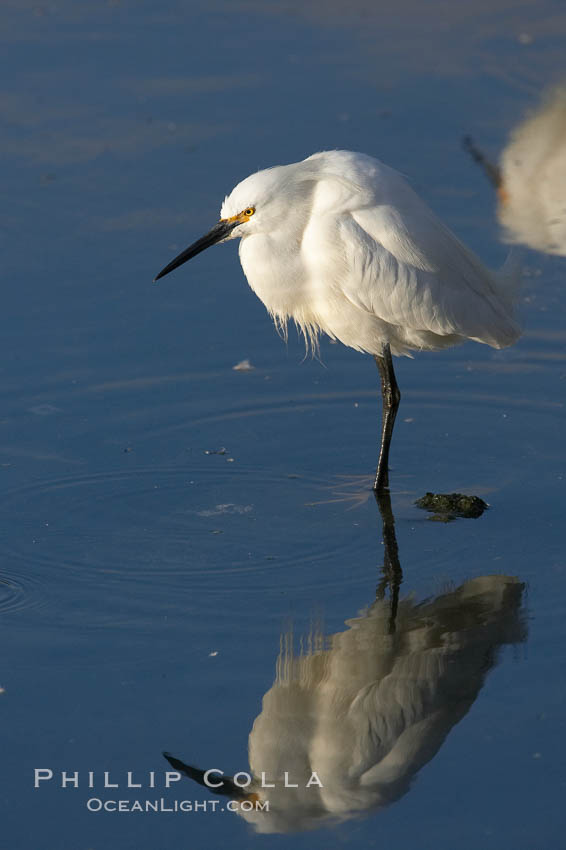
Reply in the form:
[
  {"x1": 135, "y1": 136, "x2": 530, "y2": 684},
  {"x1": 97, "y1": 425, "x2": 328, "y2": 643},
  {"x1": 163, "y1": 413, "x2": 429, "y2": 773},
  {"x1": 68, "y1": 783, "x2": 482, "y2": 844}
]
[{"x1": 244, "y1": 207, "x2": 255, "y2": 217}]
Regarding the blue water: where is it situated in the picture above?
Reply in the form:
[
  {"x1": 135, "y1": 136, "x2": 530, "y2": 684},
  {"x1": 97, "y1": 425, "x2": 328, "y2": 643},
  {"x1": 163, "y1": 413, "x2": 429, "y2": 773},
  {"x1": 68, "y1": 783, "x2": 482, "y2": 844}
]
[{"x1": 1, "y1": 2, "x2": 565, "y2": 848}]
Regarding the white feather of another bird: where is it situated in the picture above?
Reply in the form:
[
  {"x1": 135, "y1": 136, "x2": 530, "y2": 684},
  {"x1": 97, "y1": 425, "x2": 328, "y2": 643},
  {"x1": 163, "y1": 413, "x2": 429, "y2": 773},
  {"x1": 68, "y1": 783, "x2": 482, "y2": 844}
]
[{"x1": 499, "y1": 86, "x2": 566, "y2": 256}]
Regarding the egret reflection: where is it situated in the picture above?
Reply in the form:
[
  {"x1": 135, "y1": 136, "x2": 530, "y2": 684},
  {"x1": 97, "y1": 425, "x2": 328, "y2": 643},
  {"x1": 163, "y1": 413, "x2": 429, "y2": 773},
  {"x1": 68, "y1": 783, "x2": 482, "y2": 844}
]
[
  {"x1": 465, "y1": 85, "x2": 566, "y2": 256},
  {"x1": 165, "y1": 495, "x2": 526, "y2": 833}
]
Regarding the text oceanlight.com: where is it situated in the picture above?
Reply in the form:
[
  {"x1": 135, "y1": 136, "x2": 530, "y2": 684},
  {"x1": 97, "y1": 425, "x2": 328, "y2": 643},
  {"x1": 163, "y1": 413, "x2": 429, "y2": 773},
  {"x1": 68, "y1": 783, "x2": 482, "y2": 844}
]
[{"x1": 85, "y1": 798, "x2": 268, "y2": 813}]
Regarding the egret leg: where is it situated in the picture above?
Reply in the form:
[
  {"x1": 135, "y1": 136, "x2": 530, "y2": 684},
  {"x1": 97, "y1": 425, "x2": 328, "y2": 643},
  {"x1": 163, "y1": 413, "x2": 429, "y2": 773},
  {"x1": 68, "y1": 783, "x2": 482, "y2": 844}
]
[
  {"x1": 374, "y1": 489, "x2": 403, "y2": 634},
  {"x1": 373, "y1": 344, "x2": 401, "y2": 492}
]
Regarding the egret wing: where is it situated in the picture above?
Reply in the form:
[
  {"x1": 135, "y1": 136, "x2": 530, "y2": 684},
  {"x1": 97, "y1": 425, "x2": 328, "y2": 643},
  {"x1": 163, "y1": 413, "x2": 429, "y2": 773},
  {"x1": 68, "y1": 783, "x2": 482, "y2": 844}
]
[{"x1": 338, "y1": 188, "x2": 519, "y2": 347}]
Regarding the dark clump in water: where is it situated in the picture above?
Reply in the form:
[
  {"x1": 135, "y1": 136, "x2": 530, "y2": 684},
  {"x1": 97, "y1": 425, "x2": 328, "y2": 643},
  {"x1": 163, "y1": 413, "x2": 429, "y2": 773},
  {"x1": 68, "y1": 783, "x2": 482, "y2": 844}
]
[{"x1": 415, "y1": 492, "x2": 489, "y2": 522}]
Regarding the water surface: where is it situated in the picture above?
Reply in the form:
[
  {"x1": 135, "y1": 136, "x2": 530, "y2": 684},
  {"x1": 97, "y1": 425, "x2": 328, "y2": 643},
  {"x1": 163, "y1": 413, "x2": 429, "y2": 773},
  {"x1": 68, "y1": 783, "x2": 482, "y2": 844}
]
[{"x1": 1, "y1": 2, "x2": 565, "y2": 848}]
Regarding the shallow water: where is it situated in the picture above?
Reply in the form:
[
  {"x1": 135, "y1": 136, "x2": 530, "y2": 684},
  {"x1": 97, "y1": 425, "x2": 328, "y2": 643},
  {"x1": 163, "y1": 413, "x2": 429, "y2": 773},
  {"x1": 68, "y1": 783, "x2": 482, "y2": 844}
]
[{"x1": 2, "y1": 2, "x2": 565, "y2": 848}]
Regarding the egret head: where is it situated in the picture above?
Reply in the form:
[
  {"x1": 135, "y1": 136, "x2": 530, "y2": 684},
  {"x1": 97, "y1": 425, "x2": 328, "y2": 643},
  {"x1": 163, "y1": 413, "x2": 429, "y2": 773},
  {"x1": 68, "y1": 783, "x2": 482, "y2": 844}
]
[{"x1": 154, "y1": 164, "x2": 296, "y2": 282}]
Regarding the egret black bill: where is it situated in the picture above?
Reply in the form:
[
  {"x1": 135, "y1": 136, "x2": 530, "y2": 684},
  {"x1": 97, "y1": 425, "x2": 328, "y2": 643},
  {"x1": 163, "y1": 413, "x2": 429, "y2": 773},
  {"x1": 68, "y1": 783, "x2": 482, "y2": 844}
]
[
  {"x1": 162, "y1": 752, "x2": 253, "y2": 801},
  {"x1": 154, "y1": 219, "x2": 239, "y2": 282}
]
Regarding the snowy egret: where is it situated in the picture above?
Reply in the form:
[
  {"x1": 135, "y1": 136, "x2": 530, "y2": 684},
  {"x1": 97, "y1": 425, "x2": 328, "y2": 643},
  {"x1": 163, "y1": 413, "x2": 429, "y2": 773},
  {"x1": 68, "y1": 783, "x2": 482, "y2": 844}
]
[
  {"x1": 155, "y1": 150, "x2": 521, "y2": 490},
  {"x1": 165, "y1": 564, "x2": 525, "y2": 832},
  {"x1": 465, "y1": 85, "x2": 566, "y2": 256}
]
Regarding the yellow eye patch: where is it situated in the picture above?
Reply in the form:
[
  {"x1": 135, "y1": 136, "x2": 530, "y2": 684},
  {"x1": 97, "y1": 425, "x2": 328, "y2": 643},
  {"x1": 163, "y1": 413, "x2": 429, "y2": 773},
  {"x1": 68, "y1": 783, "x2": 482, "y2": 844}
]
[{"x1": 222, "y1": 207, "x2": 255, "y2": 224}]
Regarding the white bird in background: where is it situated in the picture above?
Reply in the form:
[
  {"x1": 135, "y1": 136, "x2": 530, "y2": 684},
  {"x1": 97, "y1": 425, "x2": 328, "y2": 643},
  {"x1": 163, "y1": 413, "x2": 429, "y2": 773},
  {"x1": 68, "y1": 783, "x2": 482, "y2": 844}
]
[
  {"x1": 166, "y1": 574, "x2": 525, "y2": 833},
  {"x1": 465, "y1": 85, "x2": 566, "y2": 256},
  {"x1": 155, "y1": 150, "x2": 521, "y2": 490}
]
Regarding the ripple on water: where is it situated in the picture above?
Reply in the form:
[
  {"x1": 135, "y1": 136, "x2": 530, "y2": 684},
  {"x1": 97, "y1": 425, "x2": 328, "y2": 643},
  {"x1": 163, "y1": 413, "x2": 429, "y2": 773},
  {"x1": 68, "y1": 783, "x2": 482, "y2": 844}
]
[
  {"x1": 0, "y1": 464, "x2": 371, "y2": 635},
  {"x1": 0, "y1": 570, "x2": 49, "y2": 617},
  {"x1": 2, "y1": 368, "x2": 562, "y2": 638}
]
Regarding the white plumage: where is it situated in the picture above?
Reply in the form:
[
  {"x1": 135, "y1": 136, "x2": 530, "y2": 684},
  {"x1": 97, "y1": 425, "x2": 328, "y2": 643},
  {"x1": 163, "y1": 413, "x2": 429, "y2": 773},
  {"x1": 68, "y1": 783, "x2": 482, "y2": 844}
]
[
  {"x1": 221, "y1": 151, "x2": 520, "y2": 357},
  {"x1": 155, "y1": 150, "x2": 521, "y2": 489},
  {"x1": 498, "y1": 86, "x2": 566, "y2": 256}
]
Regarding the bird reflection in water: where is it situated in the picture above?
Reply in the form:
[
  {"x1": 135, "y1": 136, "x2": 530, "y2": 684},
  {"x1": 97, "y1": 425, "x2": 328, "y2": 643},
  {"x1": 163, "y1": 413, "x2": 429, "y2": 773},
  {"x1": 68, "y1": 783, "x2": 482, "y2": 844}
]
[
  {"x1": 165, "y1": 493, "x2": 526, "y2": 833},
  {"x1": 465, "y1": 84, "x2": 566, "y2": 256}
]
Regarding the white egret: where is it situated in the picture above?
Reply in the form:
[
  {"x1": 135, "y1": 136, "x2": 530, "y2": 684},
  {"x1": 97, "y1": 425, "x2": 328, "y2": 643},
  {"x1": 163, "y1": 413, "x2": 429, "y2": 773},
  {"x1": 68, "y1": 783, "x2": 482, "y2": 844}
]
[
  {"x1": 155, "y1": 151, "x2": 521, "y2": 490},
  {"x1": 465, "y1": 85, "x2": 566, "y2": 256}
]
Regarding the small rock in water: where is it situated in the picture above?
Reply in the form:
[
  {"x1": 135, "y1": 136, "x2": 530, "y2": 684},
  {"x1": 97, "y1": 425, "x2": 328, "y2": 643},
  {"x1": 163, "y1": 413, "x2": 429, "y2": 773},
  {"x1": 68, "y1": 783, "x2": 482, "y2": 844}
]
[
  {"x1": 233, "y1": 358, "x2": 255, "y2": 371},
  {"x1": 415, "y1": 492, "x2": 489, "y2": 522}
]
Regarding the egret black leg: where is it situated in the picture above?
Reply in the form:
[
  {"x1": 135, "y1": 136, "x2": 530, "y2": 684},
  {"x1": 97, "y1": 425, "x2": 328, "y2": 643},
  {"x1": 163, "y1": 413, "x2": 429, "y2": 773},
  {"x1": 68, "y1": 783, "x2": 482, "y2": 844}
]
[
  {"x1": 374, "y1": 344, "x2": 401, "y2": 492},
  {"x1": 374, "y1": 489, "x2": 403, "y2": 634}
]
